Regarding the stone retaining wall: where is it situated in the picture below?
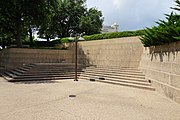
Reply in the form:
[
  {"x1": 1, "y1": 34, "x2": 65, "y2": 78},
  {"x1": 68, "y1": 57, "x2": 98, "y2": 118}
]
[
  {"x1": 77, "y1": 36, "x2": 143, "y2": 68},
  {"x1": 139, "y1": 42, "x2": 180, "y2": 103},
  {"x1": 0, "y1": 48, "x2": 73, "y2": 69}
]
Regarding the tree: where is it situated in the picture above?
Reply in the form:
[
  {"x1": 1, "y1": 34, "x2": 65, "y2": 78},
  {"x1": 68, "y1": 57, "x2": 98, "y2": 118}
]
[
  {"x1": 43, "y1": 0, "x2": 103, "y2": 38},
  {"x1": 50, "y1": 0, "x2": 86, "y2": 37},
  {"x1": 0, "y1": 0, "x2": 60, "y2": 47},
  {"x1": 171, "y1": 0, "x2": 180, "y2": 11},
  {"x1": 37, "y1": 0, "x2": 61, "y2": 42},
  {"x1": 79, "y1": 8, "x2": 103, "y2": 35},
  {"x1": 140, "y1": 0, "x2": 180, "y2": 47},
  {"x1": 0, "y1": 0, "x2": 104, "y2": 47},
  {"x1": 0, "y1": 0, "x2": 32, "y2": 47}
]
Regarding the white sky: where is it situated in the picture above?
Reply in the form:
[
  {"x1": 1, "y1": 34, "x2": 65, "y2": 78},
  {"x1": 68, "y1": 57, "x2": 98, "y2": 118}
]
[{"x1": 86, "y1": 0, "x2": 175, "y2": 31}]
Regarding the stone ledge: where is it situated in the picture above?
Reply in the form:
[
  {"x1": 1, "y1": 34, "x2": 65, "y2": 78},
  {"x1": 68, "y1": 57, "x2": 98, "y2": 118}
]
[{"x1": 147, "y1": 77, "x2": 180, "y2": 104}]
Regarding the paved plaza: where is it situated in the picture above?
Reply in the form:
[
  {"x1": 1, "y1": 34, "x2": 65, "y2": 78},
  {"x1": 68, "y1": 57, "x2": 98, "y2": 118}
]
[{"x1": 0, "y1": 77, "x2": 180, "y2": 120}]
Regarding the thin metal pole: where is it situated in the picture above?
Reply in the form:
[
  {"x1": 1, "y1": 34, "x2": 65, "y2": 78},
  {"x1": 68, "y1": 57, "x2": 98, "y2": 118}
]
[{"x1": 75, "y1": 36, "x2": 78, "y2": 81}]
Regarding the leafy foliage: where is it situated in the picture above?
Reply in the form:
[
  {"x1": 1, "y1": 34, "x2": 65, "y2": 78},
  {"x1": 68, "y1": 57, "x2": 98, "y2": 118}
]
[
  {"x1": 52, "y1": 30, "x2": 145, "y2": 43},
  {"x1": 0, "y1": 0, "x2": 60, "y2": 47},
  {"x1": 140, "y1": 0, "x2": 180, "y2": 47},
  {"x1": 79, "y1": 8, "x2": 103, "y2": 35},
  {"x1": 84, "y1": 30, "x2": 145, "y2": 41},
  {"x1": 39, "y1": 0, "x2": 103, "y2": 39},
  {"x1": 0, "y1": 0, "x2": 103, "y2": 48}
]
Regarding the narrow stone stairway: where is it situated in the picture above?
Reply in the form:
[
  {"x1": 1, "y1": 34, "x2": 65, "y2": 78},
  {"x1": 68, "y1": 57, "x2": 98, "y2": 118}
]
[
  {"x1": 2, "y1": 63, "x2": 85, "y2": 82},
  {"x1": 79, "y1": 66, "x2": 155, "y2": 91}
]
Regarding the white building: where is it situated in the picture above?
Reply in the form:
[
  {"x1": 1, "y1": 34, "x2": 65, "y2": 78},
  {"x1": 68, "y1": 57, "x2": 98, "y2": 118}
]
[{"x1": 101, "y1": 23, "x2": 119, "y2": 33}]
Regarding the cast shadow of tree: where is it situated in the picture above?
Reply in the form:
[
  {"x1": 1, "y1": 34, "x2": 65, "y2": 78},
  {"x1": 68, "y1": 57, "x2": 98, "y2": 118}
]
[
  {"x1": 149, "y1": 42, "x2": 180, "y2": 62},
  {"x1": 67, "y1": 42, "x2": 95, "y2": 67}
]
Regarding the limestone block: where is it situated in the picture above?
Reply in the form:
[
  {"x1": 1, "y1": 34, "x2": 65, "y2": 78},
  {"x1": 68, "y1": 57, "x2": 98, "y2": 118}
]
[
  {"x1": 171, "y1": 63, "x2": 180, "y2": 75},
  {"x1": 170, "y1": 74, "x2": 180, "y2": 89},
  {"x1": 152, "y1": 80, "x2": 180, "y2": 104},
  {"x1": 145, "y1": 69, "x2": 170, "y2": 85}
]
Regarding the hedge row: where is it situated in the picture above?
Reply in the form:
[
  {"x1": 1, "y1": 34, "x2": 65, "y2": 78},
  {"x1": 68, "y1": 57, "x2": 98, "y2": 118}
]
[
  {"x1": 84, "y1": 30, "x2": 145, "y2": 41},
  {"x1": 52, "y1": 30, "x2": 145, "y2": 43}
]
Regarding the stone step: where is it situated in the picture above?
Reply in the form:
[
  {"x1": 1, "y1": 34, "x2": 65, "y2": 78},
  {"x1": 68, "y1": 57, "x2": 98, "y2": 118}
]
[
  {"x1": 8, "y1": 76, "x2": 74, "y2": 82},
  {"x1": 9, "y1": 70, "x2": 22, "y2": 76},
  {"x1": 80, "y1": 74, "x2": 147, "y2": 82},
  {"x1": 21, "y1": 66, "x2": 33, "y2": 69},
  {"x1": 83, "y1": 69, "x2": 144, "y2": 76},
  {"x1": 18, "y1": 67, "x2": 32, "y2": 71},
  {"x1": 14, "y1": 73, "x2": 81, "y2": 79},
  {"x1": 21, "y1": 72, "x2": 83, "y2": 76},
  {"x1": 87, "y1": 66, "x2": 140, "y2": 70},
  {"x1": 34, "y1": 63, "x2": 82, "y2": 66},
  {"x1": 4, "y1": 71, "x2": 17, "y2": 78},
  {"x1": 34, "y1": 65, "x2": 85, "y2": 69},
  {"x1": 79, "y1": 66, "x2": 155, "y2": 91},
  {"x1": 87, "y1": 66, "x2": 130, "y2": 69},
  {"x1": 32, "y1": 65, "x2": 84, "y2": 67},
  {"x1": 29, "y1": 68, "x2": 84, "y2": 71},
  {"x1": 82, "y1": 71, "x2": 145, "y2": 79},
  {"x1": 96, "y1": 79, "x2": 155, "y2": 91},
  {"x1": 26, "y1": 70, "x2": 84, "y2": 74},
  {"x1": 23, "y1": 64, "x2": 36, "y2": 67},
  {"x1": 13, "y1": 68, "x2": 27, "y2": 74},
  {"x1": 80, "y1": 77, "x2": 154, "y2": 91},
  {"x1": 4, "y1": 69, "x2": 82, "y2": 77},
  {"x1": 80, "y1": 76, "x2": 150, "y2": 86},
  {"x1": 85, "y1": 68, "x2": 143, "y2": 74},
  {"x1": 3, "y1": 63, "x2": 85, "y2": 82},
  {"x1": 1, "y1": 74, "x2": 13, "y2": 81},
  {"x1": 23, "y1": 63, "x2": 35, "y2": 66}
]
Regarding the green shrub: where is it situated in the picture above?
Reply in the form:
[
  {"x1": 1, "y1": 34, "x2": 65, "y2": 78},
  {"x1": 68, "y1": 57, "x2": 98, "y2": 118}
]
[
  {"x1": 61, "y1": 38, "x2": 69, "y2": 43},
  {"x1": 81, "y1": 30, "x2": 145, "y2": 41}
]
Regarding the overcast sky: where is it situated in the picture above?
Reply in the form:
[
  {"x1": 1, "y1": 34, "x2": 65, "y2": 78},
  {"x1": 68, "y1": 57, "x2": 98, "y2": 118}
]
[{"x1": 86, "y1": 0, "x2": 175, "y2": 31}]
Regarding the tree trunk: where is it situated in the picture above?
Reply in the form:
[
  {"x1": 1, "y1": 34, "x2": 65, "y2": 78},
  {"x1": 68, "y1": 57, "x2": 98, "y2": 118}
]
[
  {"x1": 29, "y1": 26, "x2": 33, "y2": 47},
  {"x1": 46, "y1": 35, "x2": 50, "y2": 42},
  {"x1": 2, "y1": 39, "x2": 5, "y2": 49},
  {"x1": 61, "y1": 29, "x2": 67, "y2": 37},
  {"x1": 15, "y1": 14, "x2": 22, "y2": 48}
]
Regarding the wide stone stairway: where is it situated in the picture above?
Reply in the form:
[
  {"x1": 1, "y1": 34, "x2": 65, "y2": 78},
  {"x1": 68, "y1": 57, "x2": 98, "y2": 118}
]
[
  {"x1": 2, "y1": 63, "x2": 85, "y2": 82},
  {"x1": 2, "y1": 63, "x2": 155, "y2": 91},
  {"x1": 79, "y1": 66, "x2": 155, "y2": 91}
]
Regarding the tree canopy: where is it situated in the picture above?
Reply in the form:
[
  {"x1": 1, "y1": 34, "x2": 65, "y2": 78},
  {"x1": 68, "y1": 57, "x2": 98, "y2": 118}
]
[
  {"x1": 0, "y1": 0, "x2": 60, "y2": 47},
  {"x1": 79, "y1": 8, "x2": 103, "y2": 35},
  {"x1": 0, "y1": 0, "x2": 103, "y2": 48}
]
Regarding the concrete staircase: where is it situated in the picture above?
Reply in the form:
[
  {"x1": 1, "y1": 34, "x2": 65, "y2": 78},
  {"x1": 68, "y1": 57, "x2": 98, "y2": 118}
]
[
  {"x1": 2, "y1": 63, "x2": 85, "y2": 82},
  {"x1": 80, "y1": 66, "x2": 155, "y2": 91},
  {"x1": 2, "y1": 63, "x2": 155, "y2": 91}
]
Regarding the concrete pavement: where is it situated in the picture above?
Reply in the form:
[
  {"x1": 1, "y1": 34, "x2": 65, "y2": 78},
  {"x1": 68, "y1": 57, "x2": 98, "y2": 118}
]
[{"x1": 0, "y1": 77, "x2": 180, "y2": 120}]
